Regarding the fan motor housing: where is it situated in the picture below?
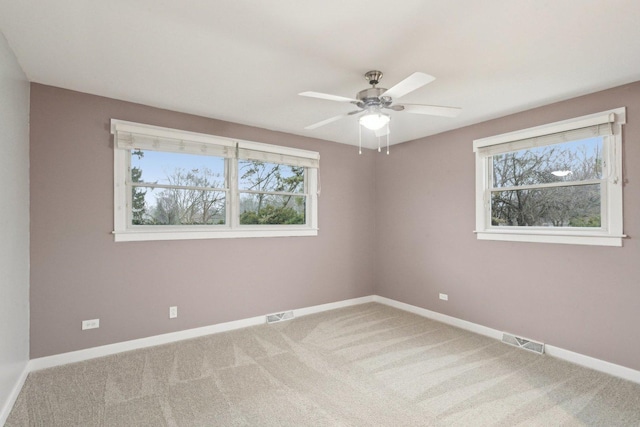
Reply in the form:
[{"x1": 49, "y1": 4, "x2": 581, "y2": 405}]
[{"x1": 356, "y1": 87, "x2": 392, "y2": 108}]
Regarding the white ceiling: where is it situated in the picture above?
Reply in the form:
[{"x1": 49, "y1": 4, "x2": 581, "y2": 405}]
[{"x1": 2, "y1": 0, "x2": 640, "y2": 149}]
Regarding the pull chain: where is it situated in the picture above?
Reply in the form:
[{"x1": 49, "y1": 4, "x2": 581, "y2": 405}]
[{"x1": 386, "y1": 123, "x2": 390, "y2": 155}]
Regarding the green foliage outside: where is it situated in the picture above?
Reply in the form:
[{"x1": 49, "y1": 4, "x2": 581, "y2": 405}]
[
  {"x1": 240, "y1": 205, "x2": 304, "y2": 225},
  {"x1": 238, "y1": 161, "x2": 305, "y2": 225},
  {"x1": 568, "y1": 215, "x2": 601, "y2": 227}
]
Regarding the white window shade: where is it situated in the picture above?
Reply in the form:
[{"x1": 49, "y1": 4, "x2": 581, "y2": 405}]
[
  {"x1": 237, "y1": 147, "x2": 319, "y2": 168},
  {"x1": 112, "y1": 119, "x2": 319, "y2": 168},
  {"x1": 112, "y1": 120, "x2": 236, "y2": 157},
  {"x1": 236, "y1": 138, "x2": 319, "y2": 169},
  {"x1": 115, "y1": 131, "x2": 235, "y2": 158},
  {"x1": 474, "y1": 112, "x2": 617, "y2": 157}
]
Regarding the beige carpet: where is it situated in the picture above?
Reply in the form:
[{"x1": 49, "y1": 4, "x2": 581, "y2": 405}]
[{"x1": 6, "y1": 303, "x2": 640, "y2": 426}]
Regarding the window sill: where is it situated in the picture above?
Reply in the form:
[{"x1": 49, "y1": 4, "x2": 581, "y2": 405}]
[
  {"x1": 474, "y1": 230, "x2": 625, "y2": 247},
  {"x1": 113, "y1": 227, "x2": 319, "y2": 242}
]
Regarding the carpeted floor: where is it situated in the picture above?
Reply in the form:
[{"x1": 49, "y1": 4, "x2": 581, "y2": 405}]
[{"x1": 6, "y1": 303, "x2": 640, "y2": 426}]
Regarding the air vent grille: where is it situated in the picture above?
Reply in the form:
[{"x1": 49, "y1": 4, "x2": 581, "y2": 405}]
[
  {"x1": 502, "y1": 332, "x2": 545, "y2": 355},
  {"x1": 266, "y1": 310, "x2": 294, "y2": 324}
]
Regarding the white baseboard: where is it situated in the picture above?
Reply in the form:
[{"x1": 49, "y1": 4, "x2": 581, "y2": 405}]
[
  {"x1": 7, "y1": 293, "x2": 638, "y2": 422},
  {"x1": 372, "y1": 296, "x2": 503, "y2": 340},
  {"x1": 294, "y1": 295, "x2": 373, "y2": 317},
  {"x1": 544, "y1": 344, "x2": 640, "y2": 384},
  {"x1": 28, "y1": 314, "x2": 264, "y2": 372},
  {"x1": 0, "y1": 361, "x2": 29, "y2": 426},
  {"x1": 372, "y1": 295, "x2": 640, "y2": 385},
  {"x1": 28, "y1": 295, "x2": 374, "y2": 372}
]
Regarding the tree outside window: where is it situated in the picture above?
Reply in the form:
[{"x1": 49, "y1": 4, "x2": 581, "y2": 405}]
[{"x1": 490, "y1": 137, "x2": 602, "y2": 228}]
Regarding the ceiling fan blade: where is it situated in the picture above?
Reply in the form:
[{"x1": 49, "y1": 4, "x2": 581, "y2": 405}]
[
  {"x1": 382, "y1": 72, "x2": 435, "y2": 100},
  {"x1": 398, "y1": 104, "x2": 462, "y2": 117},
  {"x1": 304, "y1": 110, "x2": 361, "y2": 130},
  {"x1": 299, "y1": 91, "x2": 358, "y2": 103}
]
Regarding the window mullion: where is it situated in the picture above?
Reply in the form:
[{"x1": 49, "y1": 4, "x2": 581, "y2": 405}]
[
  {"x1": 114, "y1": 148, "x2": 130, "y2": 233},
  {"x1": 125, "y1": 152, "x2": 132, "y2": 228},
  {"x1": 307, "y1": 168, "x2": 318, "y2": 229},
  {"x1": 486, "y1": 157, "x2": 493, "y2": 229},
  {"x1": 229, "y1": 158, "x2": 239, "y2": 229},
  {"x1": 601, "y1": 137, "x2": 611, "y2": 231}
]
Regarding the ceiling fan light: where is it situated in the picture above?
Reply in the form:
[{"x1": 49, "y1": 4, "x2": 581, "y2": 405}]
[{"x1": 359, "y1": 112, "x2": 390, "y2": 130}]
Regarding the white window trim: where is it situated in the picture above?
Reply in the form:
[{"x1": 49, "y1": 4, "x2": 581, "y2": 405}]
[
  {"x1": 473, "y1": 107, "x2": 626, "y2": 247},
  {"x1": 112, "y1": 120, "x2": 319, "y2": 242}
]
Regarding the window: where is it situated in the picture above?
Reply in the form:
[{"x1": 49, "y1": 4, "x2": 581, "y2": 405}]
[
  {"x1": 473, "y1": 108, "x2": 625, "y2": 246},
  {"x1": 238, "y1": 160, "x2": 306, "y2": 225},
  {"x1": 131, "y1": 150, "x2": 228, "y2": 226},
  {"x1": 112, "y1": 120, "x2": 319, "y2": 241}
]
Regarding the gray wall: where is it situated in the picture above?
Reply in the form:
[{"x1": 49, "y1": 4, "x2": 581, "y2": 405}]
[
  {"x1": 375, "y1": 82, "x2": 640, "y2": 371},
  {"x1": 29, "y1": 84, "x2": 376, "y2": 358},
  {"x1": 0, "y1": 32, "x2": 30, "y2": 417},
  {"x1": 29, "y1": 80, "x2": 640, "y2": 373}
]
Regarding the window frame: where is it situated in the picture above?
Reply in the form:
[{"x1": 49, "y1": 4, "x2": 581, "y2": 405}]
[
  {"x1": 473, "y1": 107, "x2": 626, "y2": 247},
  {"x1": 112, "y1": 120, "x2": 319, "y2": 242}
]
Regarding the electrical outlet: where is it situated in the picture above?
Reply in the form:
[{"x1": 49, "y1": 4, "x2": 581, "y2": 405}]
[
  {"x1": 82, "y1": 319, "x2": 100, "y2": 330},
  {"x1": 439, "y1": 293, "x2": 449, "y2": 301},
  {"x1": 169, "y1": 306, "x2": 178, "y2": 319}
]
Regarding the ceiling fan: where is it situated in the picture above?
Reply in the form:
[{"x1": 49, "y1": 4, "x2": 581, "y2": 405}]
[{"x1": 299, "y1": 70, "x2": 461, "y2": 134}]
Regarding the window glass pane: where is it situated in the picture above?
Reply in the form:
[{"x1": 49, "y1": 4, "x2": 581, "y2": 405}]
[
  {"x1": 131, "y1": 150, "x2": 226, "y2": 189},
  {"x1": 132, "y1": 186, "x2": 225, "y2": 225},
  {"x1": 239, "y1": 194, "x2": 306, "y2": 225},
  {"x1": 238, "y1": 160, "x2": 304, "y2": 193},
  {"x1": 491, "y1": 184, "x2": 600, "y2": 227},
  {"x1": 492, "y1": 137, "x2": 603, "y2": 188}
]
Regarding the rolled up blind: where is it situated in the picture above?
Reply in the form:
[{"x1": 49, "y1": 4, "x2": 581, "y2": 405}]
[
  {"x1": 112, "y1": 120, "x2": 235, "y2": 158},
  {"x1": 237, "y1": 147, "x2": 319, "y2": 168},
  {"x1": 115, "y1": 131, "x2": 235, "y2": 158},
  {"x1": 112, "y1": 119, "x2": 320, "y2": 168},
  {"x1": 474, "y1": 112, "x2": 615, "y2": 157}
]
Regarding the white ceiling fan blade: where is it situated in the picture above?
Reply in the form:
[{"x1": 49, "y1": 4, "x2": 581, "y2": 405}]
[
  {"x1": 399, "y1": 104, "x2": 462, "y2": 118},
  {"x1": 382, "y1": 72, "x2": 435, "y2": 100},
  {"x1": 304, "y1": 112, "x2": 354, "y2": 130},
  {"x1": 299, "y1": 91, "x2": 358, "y2": 103}
]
